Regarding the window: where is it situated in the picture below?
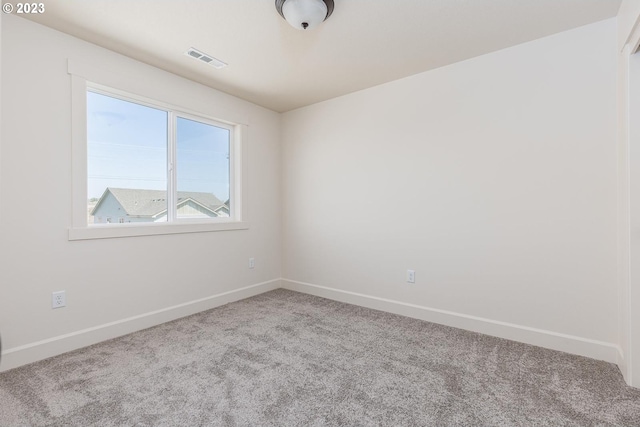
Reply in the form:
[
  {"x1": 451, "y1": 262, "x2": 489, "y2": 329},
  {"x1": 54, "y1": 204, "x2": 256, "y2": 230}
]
[
  {"x1": 86, "y1": 90, "x2": 232, "y2": 226},
  {"x1": 68, "y1": 63, "x2": 248, "y2": 240}
]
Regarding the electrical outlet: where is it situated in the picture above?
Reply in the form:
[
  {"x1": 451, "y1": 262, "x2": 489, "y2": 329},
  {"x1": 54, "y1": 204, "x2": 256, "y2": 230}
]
[
  {"x1": 249, "y1": 257, "x2": 255, "y2": 269},
  {"x1": 407, "y1": 270, "x2": 415, "y2": 284},
  {"x1": 52, "y1": 291, "x2": 66, "y2": 309}
]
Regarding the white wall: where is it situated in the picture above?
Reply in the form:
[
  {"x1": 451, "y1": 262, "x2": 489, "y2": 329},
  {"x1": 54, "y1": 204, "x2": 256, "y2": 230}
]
[
  {"x1": 282, "y1": 19, "x2": 619, "y2": 362},
  {"x1": 0, "y1": 15, "x2": 281, "y2": 371}
]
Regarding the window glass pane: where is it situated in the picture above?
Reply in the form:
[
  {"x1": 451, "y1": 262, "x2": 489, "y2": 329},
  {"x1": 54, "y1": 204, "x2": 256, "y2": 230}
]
[
  {"x1": 176, "y1": 117, "x2": 230, "y2": 220},
  {"x1": 87, "y1": 91, "x2": 168, "y2": 224}
]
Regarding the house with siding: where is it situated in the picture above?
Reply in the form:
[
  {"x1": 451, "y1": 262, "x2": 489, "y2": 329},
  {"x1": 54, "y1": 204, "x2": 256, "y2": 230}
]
[{"x1": 91, "y1": 188, "x2": 229, "y2": 223}]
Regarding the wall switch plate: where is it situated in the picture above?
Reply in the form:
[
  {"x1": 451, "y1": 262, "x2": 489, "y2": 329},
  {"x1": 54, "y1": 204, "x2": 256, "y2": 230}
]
[
  {"x1": 407, "y1": 270, "x2": 415, "y2": 284},
  {"x1": 52, "y1": 291, "x2": 66, "y2": 309},
  {"x1": 249, "y1": 257, "x2": 255, "y2": 269}
]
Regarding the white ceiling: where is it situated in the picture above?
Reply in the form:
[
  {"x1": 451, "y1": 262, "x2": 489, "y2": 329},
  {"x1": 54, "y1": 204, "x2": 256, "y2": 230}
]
[{"x1": 20, "y1": 0, "x2": 621, "y2": 112}]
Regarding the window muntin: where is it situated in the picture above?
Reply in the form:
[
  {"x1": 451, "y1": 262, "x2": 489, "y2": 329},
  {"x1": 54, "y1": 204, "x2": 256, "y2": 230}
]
[{"x1": 86, "y1": 89, "x2": 233, "y2": 226}]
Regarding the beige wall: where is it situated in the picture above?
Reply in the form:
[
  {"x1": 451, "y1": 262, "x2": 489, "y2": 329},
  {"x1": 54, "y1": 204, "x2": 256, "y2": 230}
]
[
  {"x1": 0, "y1": 15, "x2": 282, "y2": 370},
  {"x1": 282, "y1": 19, "x2": 619, "y2": 362}
]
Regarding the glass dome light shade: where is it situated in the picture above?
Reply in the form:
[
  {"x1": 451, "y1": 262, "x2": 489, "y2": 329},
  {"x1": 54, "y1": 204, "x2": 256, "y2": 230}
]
[{"x1": 282, "y1": 0, "x2": 328, "y2": 30}]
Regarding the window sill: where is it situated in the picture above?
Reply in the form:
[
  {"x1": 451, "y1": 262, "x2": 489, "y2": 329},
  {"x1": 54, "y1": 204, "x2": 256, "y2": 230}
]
[{"x1": 68, "y1": 221, "x2": 249, "y2": 241}]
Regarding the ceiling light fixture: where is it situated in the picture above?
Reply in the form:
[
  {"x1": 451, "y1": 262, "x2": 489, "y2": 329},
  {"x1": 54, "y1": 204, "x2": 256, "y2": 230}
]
[{"x1": 275, "y1": 0, "x2": 334, "y2": 30}]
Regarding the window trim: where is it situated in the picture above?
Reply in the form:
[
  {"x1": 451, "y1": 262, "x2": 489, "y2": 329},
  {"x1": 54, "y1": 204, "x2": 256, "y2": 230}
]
[{"x1": 68, "y1": 61, "x2": 249, "y2": 241}]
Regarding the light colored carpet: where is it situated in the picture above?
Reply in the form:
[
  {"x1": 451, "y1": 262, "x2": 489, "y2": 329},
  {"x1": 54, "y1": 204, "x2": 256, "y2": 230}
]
[{"x1": 0, "y1": 289, "x2": 639, "y2": 426}]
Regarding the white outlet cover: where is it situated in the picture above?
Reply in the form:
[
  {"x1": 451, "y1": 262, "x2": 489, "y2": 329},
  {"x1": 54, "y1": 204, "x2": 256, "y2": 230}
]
[
  {"x1": 407, "y1": 270, "x2": 415, "y2": 283},
  {"x1": 52, "y1": 291, "x2": 66, "y2": 308}
]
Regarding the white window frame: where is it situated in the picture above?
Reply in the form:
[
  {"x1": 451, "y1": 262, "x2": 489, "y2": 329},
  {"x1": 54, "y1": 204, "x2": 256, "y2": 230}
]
[{"x1": 68, "y1": 60, "x2": 248, "y2": 240}]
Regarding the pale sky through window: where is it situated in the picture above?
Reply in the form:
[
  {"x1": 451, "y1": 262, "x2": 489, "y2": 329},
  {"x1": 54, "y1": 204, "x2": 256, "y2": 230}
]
[
  {"x1": 87, "y1": 91, "x2": 230, "y2": 201},
  {"x1": 177, "y1": 116, "x2": 230, "y2": 202}
]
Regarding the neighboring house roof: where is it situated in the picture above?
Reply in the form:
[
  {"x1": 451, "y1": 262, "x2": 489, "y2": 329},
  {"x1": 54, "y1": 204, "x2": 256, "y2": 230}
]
[{"x1": 91, "y1": 188, "x2": 227, "y2": 218}]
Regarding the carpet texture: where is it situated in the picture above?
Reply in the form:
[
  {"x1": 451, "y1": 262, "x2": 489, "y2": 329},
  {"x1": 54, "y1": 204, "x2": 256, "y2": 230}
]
[{"x1": 1, "y1": 289, "x2": 639, "y2": 426}]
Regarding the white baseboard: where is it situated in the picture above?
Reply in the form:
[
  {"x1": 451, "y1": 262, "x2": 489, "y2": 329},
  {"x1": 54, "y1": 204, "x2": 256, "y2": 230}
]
[
  {"x1": 617, "y1": 348, "x2": 629, "y2": 384},
  {"x1": 1, "y1": 278, "x2": 623, "y2": 375},
  {"x1": 282, "y1": 279, "x2": 621, "y2": 364},
  {"x1": 0, "y1": 279, "x2": 281, "y2": 372}
]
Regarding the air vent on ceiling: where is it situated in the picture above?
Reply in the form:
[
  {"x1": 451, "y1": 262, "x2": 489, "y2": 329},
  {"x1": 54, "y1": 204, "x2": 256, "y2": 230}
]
[{"x1": 185, "y1": 48, "x2": 227, "y2": 69}]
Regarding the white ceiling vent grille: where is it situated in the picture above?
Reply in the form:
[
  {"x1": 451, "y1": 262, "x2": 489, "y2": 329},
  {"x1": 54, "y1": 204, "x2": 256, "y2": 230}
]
[{"x1": 185, "y1": 48, "x2": 227, "y2": 69}]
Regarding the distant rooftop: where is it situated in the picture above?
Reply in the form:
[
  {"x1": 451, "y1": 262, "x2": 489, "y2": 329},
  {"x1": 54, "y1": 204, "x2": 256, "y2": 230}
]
[{"x1": 91, "y1": 188, "x2": 227, "y2": 217}]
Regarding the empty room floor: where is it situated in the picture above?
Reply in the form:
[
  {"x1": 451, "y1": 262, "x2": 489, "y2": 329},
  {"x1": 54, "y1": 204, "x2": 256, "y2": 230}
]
[{"x1": 1, "y1": 289, "x2": 639, "y2": 426}]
